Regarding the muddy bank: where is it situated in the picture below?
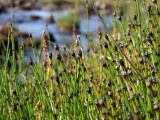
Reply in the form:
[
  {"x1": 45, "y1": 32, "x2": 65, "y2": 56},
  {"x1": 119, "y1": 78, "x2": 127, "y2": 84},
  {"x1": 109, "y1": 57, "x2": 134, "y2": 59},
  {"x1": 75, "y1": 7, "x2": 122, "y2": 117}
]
[{"x1": 0, "y1": 0, "x2": 114, "y2": 14}]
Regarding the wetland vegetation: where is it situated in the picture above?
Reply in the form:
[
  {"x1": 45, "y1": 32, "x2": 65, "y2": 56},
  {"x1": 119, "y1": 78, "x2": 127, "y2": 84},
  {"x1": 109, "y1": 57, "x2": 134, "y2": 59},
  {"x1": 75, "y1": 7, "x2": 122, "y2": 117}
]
[{"x1": 0, "y1": 0, "x2": 159, "y2": 119}]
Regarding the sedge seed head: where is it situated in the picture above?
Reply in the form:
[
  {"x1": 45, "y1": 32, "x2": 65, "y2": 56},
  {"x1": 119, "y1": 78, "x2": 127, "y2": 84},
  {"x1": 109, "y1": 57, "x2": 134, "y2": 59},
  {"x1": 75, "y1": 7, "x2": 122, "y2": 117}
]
[{"x1": 42, "y1": 31, "x2": 49, "y2": 68}]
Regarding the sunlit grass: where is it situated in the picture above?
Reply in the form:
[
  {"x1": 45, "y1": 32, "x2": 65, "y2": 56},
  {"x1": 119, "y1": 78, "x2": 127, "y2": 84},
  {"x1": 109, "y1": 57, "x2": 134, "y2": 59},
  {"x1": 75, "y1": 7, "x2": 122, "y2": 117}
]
[{"x1": 0, "y1": 0, "x2": 160, "y2": 120}]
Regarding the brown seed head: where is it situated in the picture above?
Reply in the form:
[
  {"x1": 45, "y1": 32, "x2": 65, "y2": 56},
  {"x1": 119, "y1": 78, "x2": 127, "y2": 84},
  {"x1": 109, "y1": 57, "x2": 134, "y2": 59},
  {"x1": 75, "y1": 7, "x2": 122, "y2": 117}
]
[{"x1": 42, "y1": 31, "x2": 49, "y2": 69}]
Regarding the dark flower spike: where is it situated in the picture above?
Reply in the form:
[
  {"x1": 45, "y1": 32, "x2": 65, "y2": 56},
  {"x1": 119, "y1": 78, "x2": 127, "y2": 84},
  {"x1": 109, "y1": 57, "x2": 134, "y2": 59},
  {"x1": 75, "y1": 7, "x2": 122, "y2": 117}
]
[
  {"x1": 55, "y1": 44, "x2": 59, "y2": 52},
  {"x1": 90, "y1": 0, "x2": 148, "y2": 81},
  {"x1": 28, "y1": 57, "x2": 33, "y2": 66},
  {"x1": 152, "y1": 0, "x2": 157, "y2": 4}
]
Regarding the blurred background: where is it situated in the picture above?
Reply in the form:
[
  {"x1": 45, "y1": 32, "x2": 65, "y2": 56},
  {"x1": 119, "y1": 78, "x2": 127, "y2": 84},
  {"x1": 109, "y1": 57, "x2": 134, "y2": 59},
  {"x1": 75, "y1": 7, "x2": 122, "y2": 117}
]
[{"x1": 0, "y1": 0, "x2": 134, "y2": 59}]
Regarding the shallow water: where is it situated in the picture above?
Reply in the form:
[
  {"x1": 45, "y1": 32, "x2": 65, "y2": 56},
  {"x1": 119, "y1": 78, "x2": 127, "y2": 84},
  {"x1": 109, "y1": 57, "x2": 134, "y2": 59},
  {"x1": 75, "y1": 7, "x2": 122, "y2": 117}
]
[{"x1": 0, "y1": 9, "x2": 113, "y2": 59}]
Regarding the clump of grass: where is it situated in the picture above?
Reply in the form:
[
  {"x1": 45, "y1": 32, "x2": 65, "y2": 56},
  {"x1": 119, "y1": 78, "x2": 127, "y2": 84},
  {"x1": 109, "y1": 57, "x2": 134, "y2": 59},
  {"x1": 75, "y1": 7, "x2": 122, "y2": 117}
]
[
  {"x1": 0, "y1": 0, "x2": 159, "y2": 120},
  {"x1": 56, "y1": 13, "x2": 80, "y2": 32}
]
